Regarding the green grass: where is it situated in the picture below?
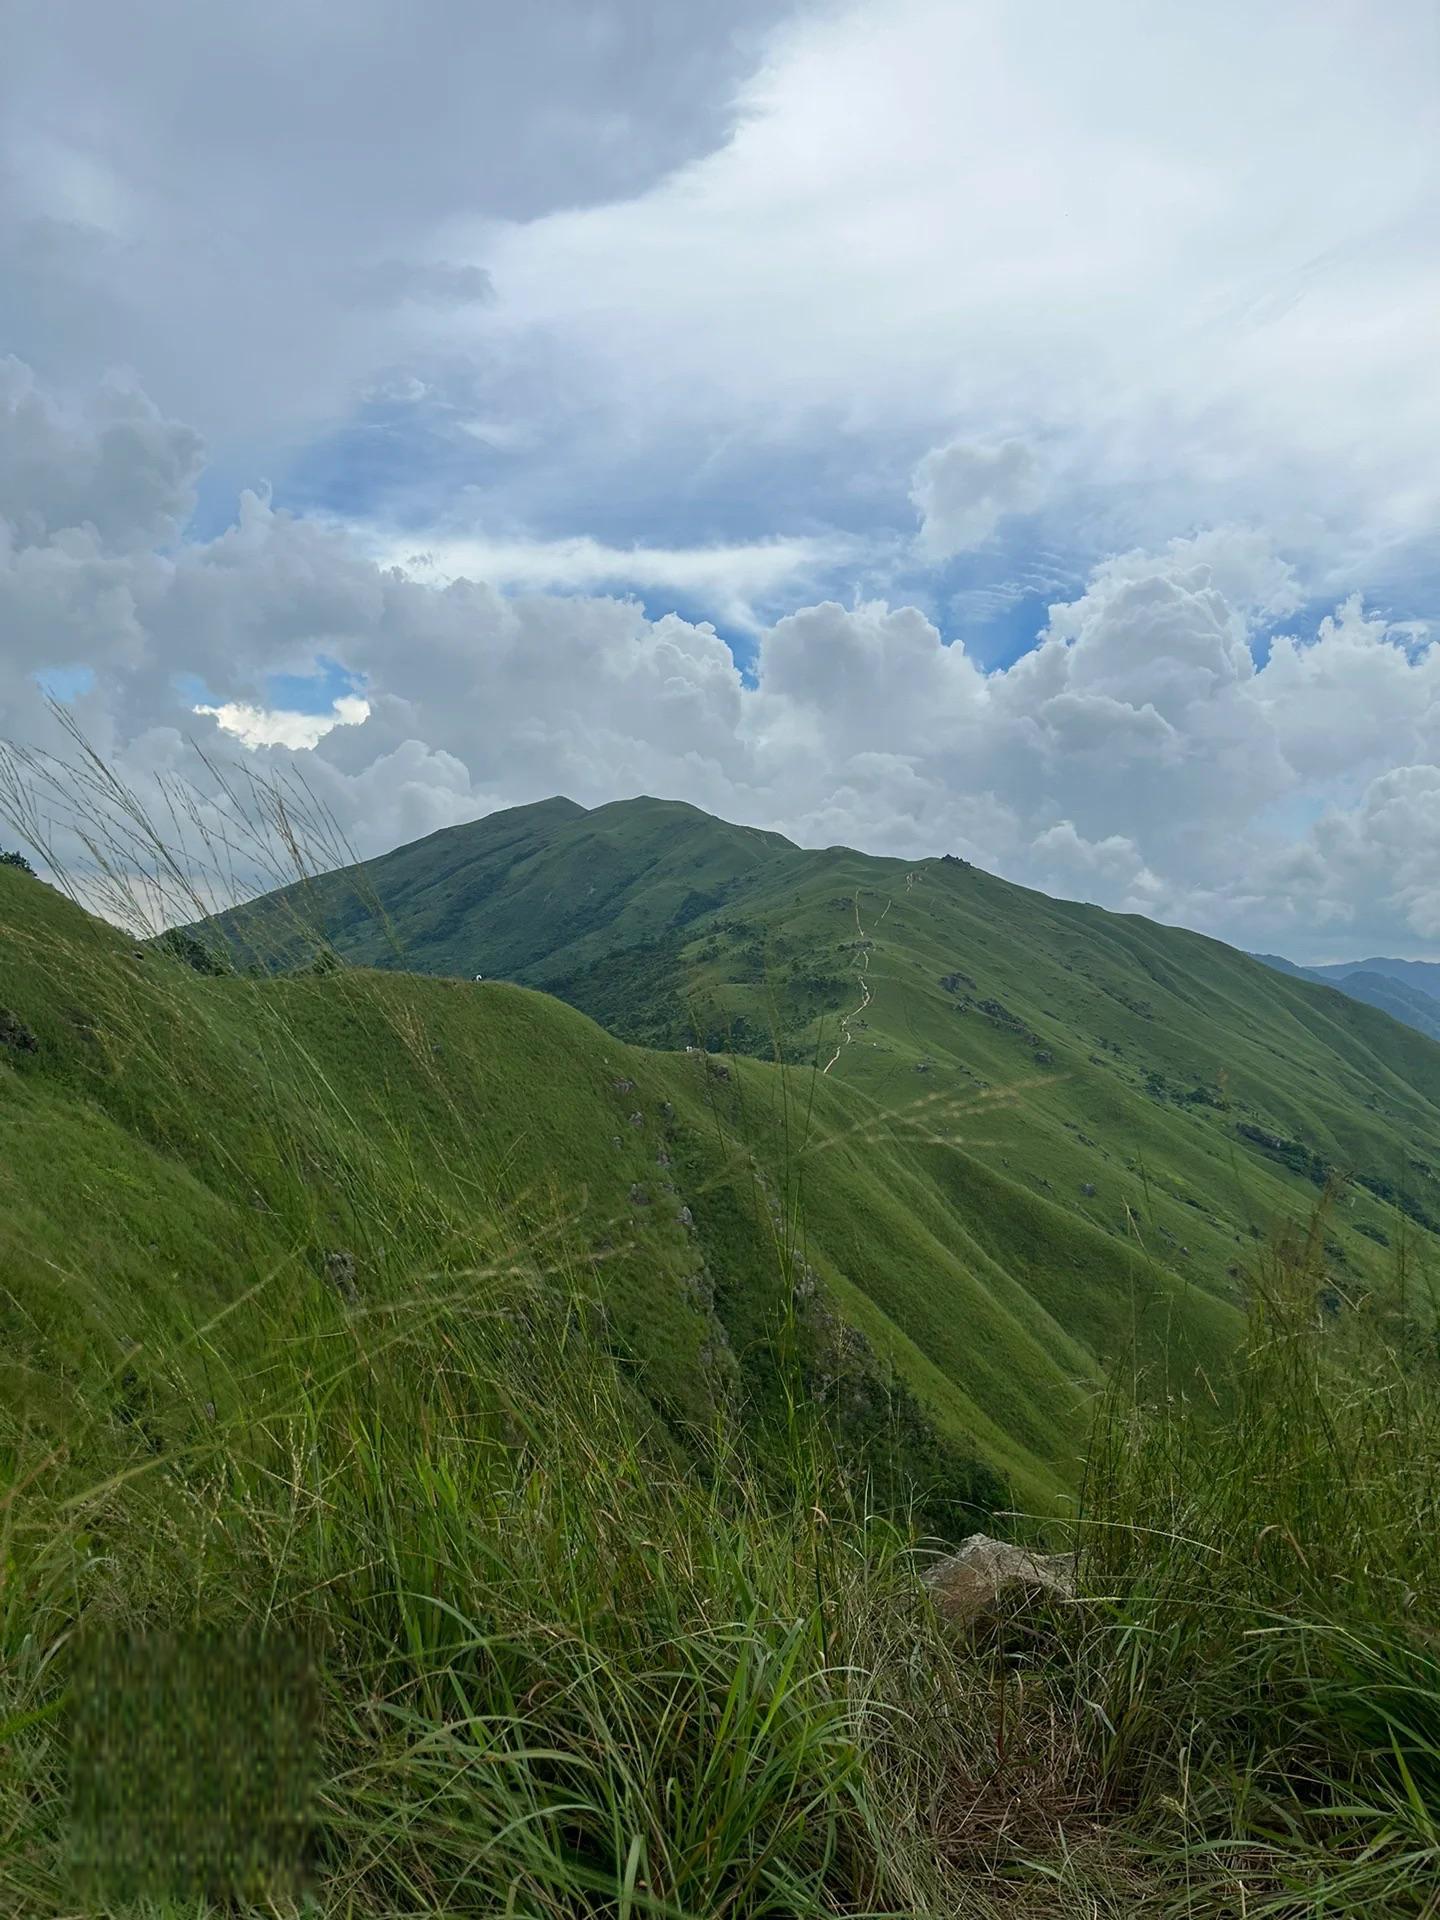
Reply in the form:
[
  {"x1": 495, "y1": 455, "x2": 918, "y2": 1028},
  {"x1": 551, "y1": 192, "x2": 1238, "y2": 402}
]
[
  {"x1": 5, "y1": 819, "x2": 1440, "y2": 1911},
  {"x1": 207, "y1": 793, "x2": 1440, "y2": 1490},
  {"x1": 0, "y1": 860, "x2": 1005, "y2": 1917},
  {"x1": 1063, "y1": 1209, "x2": 1440, "y2": 1914},
  {"x1": 0, "y1": 859, "x2": 1020, "y2": 1508},
  {"x1": 2, "y1": 1238, "x2": 959, "y2": 1915}
]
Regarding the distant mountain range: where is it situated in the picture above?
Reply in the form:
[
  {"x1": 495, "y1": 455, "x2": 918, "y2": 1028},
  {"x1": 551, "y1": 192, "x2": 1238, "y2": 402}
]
[{"x1": 1253, "y1": 953, "x2": 1440, "y2": 1044}]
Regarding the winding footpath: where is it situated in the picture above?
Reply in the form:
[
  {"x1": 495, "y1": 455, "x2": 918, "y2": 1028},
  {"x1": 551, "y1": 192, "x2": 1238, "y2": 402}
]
[{"x1": 822, "y1": 890, "x2": 877, "y2": 1075}]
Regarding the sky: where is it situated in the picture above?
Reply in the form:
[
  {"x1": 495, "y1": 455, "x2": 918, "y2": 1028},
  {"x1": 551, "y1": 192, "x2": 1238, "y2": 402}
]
[{"x1": 2, "y1": 0, "x2": 1439, "y2": 961}]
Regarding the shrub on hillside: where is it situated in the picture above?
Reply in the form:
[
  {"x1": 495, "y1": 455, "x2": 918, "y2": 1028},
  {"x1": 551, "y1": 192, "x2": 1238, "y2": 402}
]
[
  {"x1": 1, "y1": 848, "x2": 36, "y2": 876},
  {"x1": 156, "y1": 926, "x2": 234, "y2": 975}
]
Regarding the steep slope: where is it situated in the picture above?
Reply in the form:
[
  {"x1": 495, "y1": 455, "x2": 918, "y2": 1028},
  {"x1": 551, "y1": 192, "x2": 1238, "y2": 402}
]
[
  {"x1": 5, "y1": 859, "x2": 1164, "y2": 1512},
  {"x1": 207, "y1": 798, "x2": 1440, "y2": 1416}
]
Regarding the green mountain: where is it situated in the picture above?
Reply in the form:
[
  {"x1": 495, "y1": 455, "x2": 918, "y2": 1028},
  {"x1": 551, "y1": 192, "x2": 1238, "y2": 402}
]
[
  {"x1": 0, "y1": 860, "x2": 1022, "y2": 1511},
  {"x1": 1255, "y1": 951, "x2": 1440, "y2": 1044},
  {"x1": 207, "y1": 796, "x2": 1440, "y2": 1445}
]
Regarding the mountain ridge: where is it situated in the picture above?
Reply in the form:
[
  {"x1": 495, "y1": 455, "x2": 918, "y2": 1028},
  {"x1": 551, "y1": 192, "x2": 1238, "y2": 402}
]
[
  {"x1": 1253, "y1": 950, "x2": 1440, "y2": 1043},
  {"x1": 202, "y1": 793, "x2": 1440, "y2": 1450}
]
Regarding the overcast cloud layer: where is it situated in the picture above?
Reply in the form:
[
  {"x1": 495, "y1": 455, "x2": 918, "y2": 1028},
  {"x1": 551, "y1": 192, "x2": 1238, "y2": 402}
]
[{"x1": 2, "y1": 0, "x2": 1438, "y2": 960}]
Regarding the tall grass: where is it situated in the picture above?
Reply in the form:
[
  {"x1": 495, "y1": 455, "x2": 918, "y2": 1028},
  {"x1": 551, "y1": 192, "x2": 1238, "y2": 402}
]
[
  {"x1": 5, "y1": 731, "x2": 1440, "y2": 1915},
  {"x1": 0, "y1": 699, "x2": 387, "y2": 961},
  {"x1": 1, "y1": 1249, "x2": 994, "y2": 1917},
  {"x1": 0, "y1": 739, "x2": 977, "y2": 1916},
  {"x1": 1069, "y1": 1206, "x2": 1440, "y2": 1914}
]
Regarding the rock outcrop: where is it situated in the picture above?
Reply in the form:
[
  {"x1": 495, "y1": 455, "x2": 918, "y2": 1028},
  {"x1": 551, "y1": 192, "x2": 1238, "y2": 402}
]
[{"x1": 924, "y1": 1534, "x2": 1074, "y2": 1625}]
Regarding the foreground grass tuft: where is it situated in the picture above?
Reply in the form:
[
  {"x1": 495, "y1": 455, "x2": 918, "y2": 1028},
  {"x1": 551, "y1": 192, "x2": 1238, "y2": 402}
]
[
  {"x1": 1, "y1": 1267, "x2": 975, "y2": 1917},
  {"x1": 1067, "y1": 1210, "x2": 1440, "y2": 1914}
]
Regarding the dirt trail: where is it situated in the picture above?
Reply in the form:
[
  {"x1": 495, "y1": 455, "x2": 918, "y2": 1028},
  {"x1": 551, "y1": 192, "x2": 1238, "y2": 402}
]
[{"x1": 822, "y1": 890, "x2": 878, "y2": 1075}]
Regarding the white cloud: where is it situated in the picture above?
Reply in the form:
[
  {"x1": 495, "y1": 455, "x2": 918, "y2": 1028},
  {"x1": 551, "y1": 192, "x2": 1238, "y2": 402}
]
[
  {"x1": 195, "y1": 693, "x2": 371, "y2": 751},
  {"x1": 4, "y1": 371, "x2": 1440, "y2": 967},
  {"x1": 346, "y1": 260, "x2": 494, "y2": 310},
  {"x1": 382, "y1": 530, "x2": 856, "y2": 631},
  {"x1": 1031, "y1": 820, "x2": 1165, "y2": 913},
  {"x1": 466, "y1": 0, "x2": 1440, "y2": 592},
  {"x1": 911, "y1": 438, "x2": 1046, "y2": 558},
  {"x1": 4, "y1": 0, "x2": 1434, "y2": 617},
  {"x1": 0, "y1": 0, "x2": 794, "y2": 442},
  {"x1": 0, "y1": 355, "x2": 202, "y2": 551},
  {"x1": 1307, "y1": 767, "x2": 1440, "y2": 945}
]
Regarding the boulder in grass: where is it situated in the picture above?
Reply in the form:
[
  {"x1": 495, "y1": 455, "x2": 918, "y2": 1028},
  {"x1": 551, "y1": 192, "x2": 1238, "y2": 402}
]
[
  {"x1": 0, "y1": 1008, "x2": 38, "y2": 1054},
  {"x1": 923, "y1": 1533, "x2": 1074, "y2": 1625},
  {"x1": 322, "y1": 1249, "x2": 359, "y2": 1303}
]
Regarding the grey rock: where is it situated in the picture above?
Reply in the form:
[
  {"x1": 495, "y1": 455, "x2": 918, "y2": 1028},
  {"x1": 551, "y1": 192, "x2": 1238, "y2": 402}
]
[
  {"x1": 680, "y1": 1271, "x2": 714, "y2": 1312},
  {"x1": 322, "y1": 1249, "x2": 359, "y2": 1303},
  {"x1": 923, "y1": 1534, "x2": 1074, "y2": 1626}
]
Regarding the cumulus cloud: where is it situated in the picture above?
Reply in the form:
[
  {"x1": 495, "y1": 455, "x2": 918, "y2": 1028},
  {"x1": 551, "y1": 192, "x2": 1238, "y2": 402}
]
[
  {"x1": 193, "y1": 693, "x2": 371, "y2": 751},
  {"x1": 0, "y1": 355, "x2": 202, "y2": 550},
  {"x1": 911, "y1": 438, "x2": 1046, "y2": 558},
  {"x1": 3, "y1": 360, "x2": 1439, "y2": 964},
  {"x1": 1307, "y1": 767, "x2": 1440, "y2": 944},
  {"x1": 1030, "y1": 821, "x2": 1165, "y2": 913}
]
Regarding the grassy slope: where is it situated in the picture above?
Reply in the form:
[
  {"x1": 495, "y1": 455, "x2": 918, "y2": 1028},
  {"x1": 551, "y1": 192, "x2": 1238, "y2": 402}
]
[
  {"x1": 2, "y1": 864, "x2": 1042, "y2": 1507},
  {"x1": 9, "y1": 852, "x2": 1440, "y2": 1911},
  {"x1": 210, "y1": 796, "x2": 1440, "y2": 1428}
]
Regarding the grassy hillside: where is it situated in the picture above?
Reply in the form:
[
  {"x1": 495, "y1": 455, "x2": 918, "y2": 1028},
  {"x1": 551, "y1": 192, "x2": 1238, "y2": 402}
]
[
  {"x1": 0, "y1": 858, "x2": 978, "y2": 1917},
  {"x1": 212, "y1": 796, "x2": 1440, "y2": 1382},
  {"x1": 0, "y1": 859, "x2": 1026, "y2": 1514},
  {"x1": 8, "y1": 860, "x2": 1440, "y2": 1916}
]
